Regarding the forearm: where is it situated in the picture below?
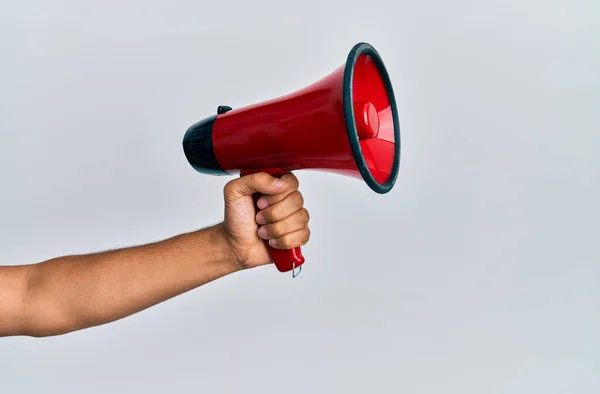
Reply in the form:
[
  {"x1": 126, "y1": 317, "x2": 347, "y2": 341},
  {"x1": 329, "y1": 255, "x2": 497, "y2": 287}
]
[{"x1": 22, "y1": 224, "x2": 240, "y2": 337}]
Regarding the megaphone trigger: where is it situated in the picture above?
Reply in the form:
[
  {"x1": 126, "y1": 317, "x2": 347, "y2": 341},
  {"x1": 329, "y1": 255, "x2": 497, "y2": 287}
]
[{"x1": 292, "y1": 260, "x2": 302, "y2": 279}]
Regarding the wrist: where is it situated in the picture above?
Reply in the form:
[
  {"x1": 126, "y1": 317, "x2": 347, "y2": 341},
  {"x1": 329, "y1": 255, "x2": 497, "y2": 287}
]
[{"x1": 209, "y1": 223, "x2": 245, "y2": 272}]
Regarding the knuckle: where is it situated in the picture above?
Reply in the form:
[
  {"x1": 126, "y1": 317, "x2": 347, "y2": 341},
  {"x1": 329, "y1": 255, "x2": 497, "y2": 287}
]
[
  {"x1": 279, "y1": 174, "x2": 298, "y2": 191},
  {"x1": 280, "y1": 235, "x2": 295, "y2": 249},
  {"x1": 283, "y1": 219, "x2": 294, "y2": 234},
  {"x1": 293, "y1": 190, "x2": 304, "y2": 206},
  {"x1": 287, "y1": 174, "x2": 300, "y2": 189},
  {"x1": 266, "y1": 205, "x2": 285, "y2": 222},
  {"x1": 271, "y1": 205, "x2": 287, "y2": 222},
  {"x1": 254, "y1": 172, "x2": 271, "y2": 185},
  {"x1": 302, "y1": 228, "x2": 311, "y2": 244},
  {"x1": 270, "y1": 221, "x2": 287, "y2": 238},
  {"x1": 223, "y1": 181, "x2": 236, "y2": 197},
  {"x1": 301, "y1": 208, "x2": 310, "y2": 223}
]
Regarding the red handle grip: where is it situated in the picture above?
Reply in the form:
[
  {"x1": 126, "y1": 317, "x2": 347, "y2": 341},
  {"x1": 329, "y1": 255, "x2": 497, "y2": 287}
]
[{"x1": 240, "y1": 168, "x2": 305, "y2": 274}]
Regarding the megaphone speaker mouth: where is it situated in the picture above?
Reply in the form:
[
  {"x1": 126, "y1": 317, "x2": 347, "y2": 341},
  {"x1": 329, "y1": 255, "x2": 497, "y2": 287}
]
[{"x1": 343, "y1": 42, "x2": 401, "y2": 194}]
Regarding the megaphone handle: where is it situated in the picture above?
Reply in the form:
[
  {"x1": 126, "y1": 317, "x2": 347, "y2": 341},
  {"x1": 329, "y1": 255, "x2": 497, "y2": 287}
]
[{"x1": 240, "y1": 168, "x2": 305, "y2": 275}]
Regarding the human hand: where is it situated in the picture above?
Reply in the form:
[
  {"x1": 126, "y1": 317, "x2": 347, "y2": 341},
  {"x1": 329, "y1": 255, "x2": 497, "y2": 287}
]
[{"x1": 219, "y1": 172, "x2": 310, "y2": 270}]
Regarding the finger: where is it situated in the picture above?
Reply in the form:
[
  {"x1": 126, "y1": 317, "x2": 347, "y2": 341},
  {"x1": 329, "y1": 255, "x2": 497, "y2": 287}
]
[
  {"x1": 258, "y1": 208, "x2": 310, "y2": 240},
  {"x1": 223, "y1": 172, "x2": 289, "y2": 200},
  {"x1": 256, "y1": 173, "x2": 300, "y2": 209},
  {"x1": 268, "y1": 227, "x2": 311, "y2": 250},
  {"x1": 256, "y1": 190, "x2": 304, "y2": 225}
]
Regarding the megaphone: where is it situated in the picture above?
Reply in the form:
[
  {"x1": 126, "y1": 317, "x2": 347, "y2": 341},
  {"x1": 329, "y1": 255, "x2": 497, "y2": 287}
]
[{"x1": 183, "y1": 42, "x2": 400, "y2": 276}]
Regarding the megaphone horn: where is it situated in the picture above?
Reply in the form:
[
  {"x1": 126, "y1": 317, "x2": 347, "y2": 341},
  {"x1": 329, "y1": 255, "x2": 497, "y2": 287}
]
[{"x1": 183, "y1": 42, "x2": 401, "y2": 276}]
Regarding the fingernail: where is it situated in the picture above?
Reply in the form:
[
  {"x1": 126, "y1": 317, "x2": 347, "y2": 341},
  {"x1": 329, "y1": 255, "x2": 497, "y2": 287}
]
[
  {"x1": 257, "y1": 197, "x2": 269, "y2": 209},
  {"x1": 258, "y1": 227, "x2": 268, "y2": 238},
  {"x1": 273, "y1": 178, "x2": 285, "y2": 188},
  {"x1": 256, "y1": 213, "x2": 267, "y2": 225},
  {"x1": 268, "y1": 239, "x2": 277, "y2": 247}
]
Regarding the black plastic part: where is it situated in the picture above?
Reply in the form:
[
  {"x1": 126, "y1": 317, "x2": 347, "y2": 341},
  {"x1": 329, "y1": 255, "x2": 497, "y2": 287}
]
[
  {"x1": 217, "y1": 105, "x2": 233, "y2": 114},
  {"x1": 343, "y1": 42, "x2": 401, "y2": 194},
  {"x1": 182, "y1": 114, "x2": 228, "y2": 176}
]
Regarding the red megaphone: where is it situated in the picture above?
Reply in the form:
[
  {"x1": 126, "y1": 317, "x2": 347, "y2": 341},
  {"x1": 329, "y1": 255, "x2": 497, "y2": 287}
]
[{"x1": 183, "y1": 42, "x2": 401, "y2": 275}]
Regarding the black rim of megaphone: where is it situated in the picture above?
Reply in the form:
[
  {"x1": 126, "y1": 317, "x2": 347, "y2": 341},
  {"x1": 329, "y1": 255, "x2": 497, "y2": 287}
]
[{"x1": 343, "y1": 42, "x2": 401, "y2": 194}]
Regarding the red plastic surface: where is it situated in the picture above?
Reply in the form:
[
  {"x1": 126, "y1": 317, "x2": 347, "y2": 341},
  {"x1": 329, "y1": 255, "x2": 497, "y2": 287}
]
[
  {"x1": 353, "y1": 54, "x2": 396, "y2": 184},
  {"x1": 239, "y1": 168, "x2": 305, "y2": 273},
  {"x1": 211, "y1": 54, "x2": 396, "y2": 185}
]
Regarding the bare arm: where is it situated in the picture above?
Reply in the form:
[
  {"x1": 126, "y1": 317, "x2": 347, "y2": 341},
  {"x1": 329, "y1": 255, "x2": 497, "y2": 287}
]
[
  {"x1": 0, "y1": 172, "x2": 310, "y2": 337},
  {"x1": 0, "y1": 265, "x2": 30, "y2": 336},
  {"x1": 0, "y1": 225, "x2": 236, "y2": 337}
]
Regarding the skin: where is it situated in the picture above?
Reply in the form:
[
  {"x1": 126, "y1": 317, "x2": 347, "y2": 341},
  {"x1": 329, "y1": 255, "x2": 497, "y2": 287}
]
[{"x1": 0, "y1": 172, "x2": 310, "y2": 338}]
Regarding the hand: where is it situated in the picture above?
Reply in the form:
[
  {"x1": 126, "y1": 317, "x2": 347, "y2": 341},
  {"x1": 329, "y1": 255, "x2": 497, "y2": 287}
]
[{"x1": 219, "y1": 172, "x2": 310, "y2": 270}]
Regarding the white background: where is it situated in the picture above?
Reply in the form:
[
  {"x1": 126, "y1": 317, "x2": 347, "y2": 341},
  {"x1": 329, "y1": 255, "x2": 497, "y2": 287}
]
[{"x1": 1, "y1": 1, "x2": 599, "y2": 393}]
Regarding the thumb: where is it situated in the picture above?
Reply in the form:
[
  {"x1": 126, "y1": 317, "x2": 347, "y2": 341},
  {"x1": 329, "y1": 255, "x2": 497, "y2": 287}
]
[{"x1": 223, "y1": 172, "x2": 288, "y2": 200}]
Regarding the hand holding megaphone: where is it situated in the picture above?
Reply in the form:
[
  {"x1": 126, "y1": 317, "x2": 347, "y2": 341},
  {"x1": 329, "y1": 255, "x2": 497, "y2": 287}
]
[
  {"x1": 183, "y1": 42, "x2": 401, "y2": 276},
  {"x1": 219, "y1": 170, "x2": 308, "y2": 276}
]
